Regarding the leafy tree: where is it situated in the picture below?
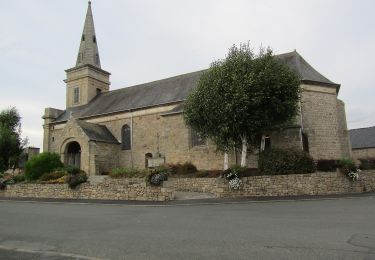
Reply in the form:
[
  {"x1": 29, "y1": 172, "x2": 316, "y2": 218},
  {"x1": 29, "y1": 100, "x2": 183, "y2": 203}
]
[
  {"x1": 0, "y1": 107, "x2": 27, "y2": 172},
  {"x1": 184, "y1": 43, "x2": 300, "y2": 168}
]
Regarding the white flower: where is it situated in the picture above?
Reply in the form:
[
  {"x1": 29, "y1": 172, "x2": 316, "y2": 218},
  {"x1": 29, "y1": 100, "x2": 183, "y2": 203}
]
[{"x1": 229, "y1": 177, "x2": 242, "y2": 190}]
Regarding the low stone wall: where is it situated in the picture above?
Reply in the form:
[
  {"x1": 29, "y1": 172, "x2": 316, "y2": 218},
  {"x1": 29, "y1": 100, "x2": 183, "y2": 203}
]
[
  {"x1": 165, "y1": 177, "x2": 219, "y2": 194},
  {"x1": 1, "y1": 171, "x2": 374, "y2": 201},
  {"x1": 217, "y1": 170, "x2": 375, "y2": 198},
  {"x1": 165, "y1": 170, "x2": 375, "y2": 198},
  {"x1": 0, "y1": 177, "x2": 174, "y2": 201}
]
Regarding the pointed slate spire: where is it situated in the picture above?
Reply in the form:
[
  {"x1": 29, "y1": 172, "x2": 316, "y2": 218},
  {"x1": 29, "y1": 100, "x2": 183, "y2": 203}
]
[{"x1": 76, "y1": 1, "x2": 101, "y2": 68}]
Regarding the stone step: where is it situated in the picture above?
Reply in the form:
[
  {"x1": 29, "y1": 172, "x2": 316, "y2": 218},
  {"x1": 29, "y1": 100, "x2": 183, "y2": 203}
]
[
  {"x1": 174, "y1": 191, "x2": 217, "y2": 200},
  {"x1": 88, "y1": 175, "x2": 108, "y2": 185}
]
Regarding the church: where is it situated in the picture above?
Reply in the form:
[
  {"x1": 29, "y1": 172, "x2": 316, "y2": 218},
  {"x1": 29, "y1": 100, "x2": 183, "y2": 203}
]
[{"x1": 43, "y1": 2, "x2": 352, "y2": 175}]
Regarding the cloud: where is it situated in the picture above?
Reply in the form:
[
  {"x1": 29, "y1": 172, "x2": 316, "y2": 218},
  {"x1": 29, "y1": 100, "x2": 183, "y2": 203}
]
[{"x1": 1, "y1": 0, "x2": 374, "y2": 150}]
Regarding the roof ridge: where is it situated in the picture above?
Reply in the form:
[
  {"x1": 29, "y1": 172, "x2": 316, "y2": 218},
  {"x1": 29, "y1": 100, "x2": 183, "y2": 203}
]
[
  {"x1": 105, "y1": 69, "x2": 206, "y2": 94},
  {"x1": 349, "y1": 126, "x2": 375, "y2": 131}
]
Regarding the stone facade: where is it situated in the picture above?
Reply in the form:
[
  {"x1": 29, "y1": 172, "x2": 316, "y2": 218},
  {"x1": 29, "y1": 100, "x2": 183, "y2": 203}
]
[
  {"x1": 45, "y1": 82, "x2": 351, "y2": 175},
  {"x1": 0, "y1": 178, "x2": 173, "y2": 201},
  {"x1": 300, "y1": 84, "x2": 351, "y2": 160},
  {"x1": 352, "y1": 148, "x2": 375, "y2": 162}
]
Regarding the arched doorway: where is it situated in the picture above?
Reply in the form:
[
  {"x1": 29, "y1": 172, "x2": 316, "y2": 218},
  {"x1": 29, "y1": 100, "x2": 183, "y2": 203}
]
[{"x1": 65, "y1": 141, "x2": 81, "y2": 169}]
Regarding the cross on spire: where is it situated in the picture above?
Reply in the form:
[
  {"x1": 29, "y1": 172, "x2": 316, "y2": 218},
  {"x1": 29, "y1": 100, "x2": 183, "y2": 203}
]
[{"x1": 76, "y1": 1, "x2": 101, "y2": 68}]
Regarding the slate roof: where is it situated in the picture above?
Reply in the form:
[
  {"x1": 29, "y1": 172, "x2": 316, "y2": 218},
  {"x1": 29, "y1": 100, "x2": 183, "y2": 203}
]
[
  {"x1": 54, "y1": 51, "x2": 338, "y2": 123},
  {"x1": 76, "y1": 120, "x2": 119, "y2": 144},
  {"x1": 349, "y1": 126, "x2": 375, "y2": 149},
  {"x1": 276, "y1": 51, "x2": 339, "y2": 88}
]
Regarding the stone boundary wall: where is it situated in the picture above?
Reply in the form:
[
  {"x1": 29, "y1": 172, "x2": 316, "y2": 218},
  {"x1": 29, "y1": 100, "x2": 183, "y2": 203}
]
[
  {"x1": 1, "y1": 171, "x2": 374, "y2": 201},
  {"x1": 165, "y1": 170, "x2": 375, "y2": 198},
  {"x1": 0, "y1": 178, "x2": 174, "y2": 201},
  {"x1": 165, "y1": 177, "x2": 219, "y2": 194}
]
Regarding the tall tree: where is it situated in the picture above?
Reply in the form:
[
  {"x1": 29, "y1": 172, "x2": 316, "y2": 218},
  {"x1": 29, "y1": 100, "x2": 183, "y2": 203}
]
[
  {"x1": 184, "y1": 43, "x2": 300, "y2": 167},
  {"x1": 0, "y1": 107, "x2": 27, "y2": 172}
]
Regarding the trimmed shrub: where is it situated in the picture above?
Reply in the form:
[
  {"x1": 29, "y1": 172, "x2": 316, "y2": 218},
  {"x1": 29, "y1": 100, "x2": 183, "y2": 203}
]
[
  {"x1": 12, "y1": 174, "x2": 26, "y2": 183},
  {"x1": 64, "y1": 165, "x2": 81, "y2": 175},
  {"x1": 359, "y1": 158, "x2": 375, "y2": 170},
  {"x1": 166, "y1": 162, "x2": 197, "y2": 175},
  {"x1": 66, "y1": 172, "x2": 87, "y2": 188},
  {"x1": 195, "y1": 171, "x2": 209, "y2": 178},
  {"x1": 316, "y1": 160, "x2": 338, "y2": 172},
  {"x1": 337, "y1": 158, "x2": 359, "y2": 181},
  {"x1": 39, "y1": 171, "x2": 66, "y2": 182},
  {"x1": 109, "y1": 167, "x2": 148, "y2": 178},
  {"x1": 47, "y1": 176, "x2": 66, "y2": 184},
  {"x1": 337, "y1": 158, "x2": 356, "y2": 173},
  {"x1": 259, "y1": 148, "x2": 316, "y2": 175},
  {"x1": 25, "y1": 152, "x2": 64, "y2": 181}
]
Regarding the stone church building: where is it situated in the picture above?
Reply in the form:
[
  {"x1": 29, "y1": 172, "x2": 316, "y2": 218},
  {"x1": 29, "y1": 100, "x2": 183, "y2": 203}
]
[{"x1": 43, "y1": 2, "x2": 351, "y2": 175}]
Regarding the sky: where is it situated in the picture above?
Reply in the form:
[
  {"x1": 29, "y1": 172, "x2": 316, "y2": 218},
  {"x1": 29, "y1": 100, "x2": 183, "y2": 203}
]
[{"x1": 1, "y1": 0, "x2": 374, "y2": 150}]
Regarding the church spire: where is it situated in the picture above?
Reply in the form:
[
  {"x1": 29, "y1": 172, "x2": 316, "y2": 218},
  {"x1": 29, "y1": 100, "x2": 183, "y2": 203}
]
[{"x1": 76, "y1": 1, "x2": 101, "y2": 68}]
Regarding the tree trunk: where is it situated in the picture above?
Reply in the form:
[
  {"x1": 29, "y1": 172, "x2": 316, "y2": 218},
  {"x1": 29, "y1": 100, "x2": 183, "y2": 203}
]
[
  {"x1": 223, "y1": 152, "x2": 229, "y2": 170},
  {"x1": 240, "y1": 136, "x2": 247, "y2": 167},
  {"x1": 234, "y1": 142, "x2": 238, "y2": 165}
]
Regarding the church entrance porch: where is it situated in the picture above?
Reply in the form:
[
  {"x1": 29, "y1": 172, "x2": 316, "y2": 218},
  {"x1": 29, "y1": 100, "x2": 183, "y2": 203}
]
[{"x1": 65, "y1": 141, "x2": 81, "y2": 169}]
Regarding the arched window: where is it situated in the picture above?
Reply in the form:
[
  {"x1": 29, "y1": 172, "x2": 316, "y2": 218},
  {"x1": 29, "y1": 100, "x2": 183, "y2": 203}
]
[
  {"x1": 121, "y1": 125, "x2": 131, "y2": 150},
  {"x1": 261, "y1": 135, "x2": 271, "y2": 151},
  {"x1": 191, "y1": 128, "x2": 206, "y2": 147}
]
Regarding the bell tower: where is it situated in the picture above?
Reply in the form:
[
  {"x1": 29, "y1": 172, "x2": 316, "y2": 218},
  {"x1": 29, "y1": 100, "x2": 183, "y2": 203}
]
[{"x1": 64, "y1": 1, "x2": 110, "y2": 108}]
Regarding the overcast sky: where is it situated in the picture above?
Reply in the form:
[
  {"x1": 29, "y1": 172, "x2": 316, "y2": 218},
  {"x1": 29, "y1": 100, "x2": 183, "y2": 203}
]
[{"x1": 1, "y1": 0, "x2": 374, "y2": 150}]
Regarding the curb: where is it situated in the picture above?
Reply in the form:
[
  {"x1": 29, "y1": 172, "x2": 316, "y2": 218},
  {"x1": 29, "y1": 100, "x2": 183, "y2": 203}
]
[{"x1": 1, "y1": 192, "x2": 374, "y2": 207}]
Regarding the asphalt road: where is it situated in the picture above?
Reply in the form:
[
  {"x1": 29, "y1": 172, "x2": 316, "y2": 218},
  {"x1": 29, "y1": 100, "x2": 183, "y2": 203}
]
[{"x1": 0, "y1": 196, "x2": 374, "y2": 260}]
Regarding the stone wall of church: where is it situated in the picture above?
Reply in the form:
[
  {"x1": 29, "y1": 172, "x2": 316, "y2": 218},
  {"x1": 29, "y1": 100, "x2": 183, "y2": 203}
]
[
  {"x1": 45, "y1": 83, "x2": 351, "y2": 174},
  {"x1": 352, "y1": 148, "x2": 375, "y2": 163},
  {"x1": 269, "y1": 127, "x2": 302, "y2": 150},
  {"x1": 337, "y1": 99, "x2": 352, "y2": 158},
  {"x1": 300, "y1": 84, "x2": 350, "y2": 160},
  {"x1": 94, "y1": 142, "x2": 120, "y2": 174}
]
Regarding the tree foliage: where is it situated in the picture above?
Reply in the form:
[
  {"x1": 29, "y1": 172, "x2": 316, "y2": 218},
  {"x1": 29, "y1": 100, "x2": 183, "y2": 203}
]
[
  {"x1": 0, "y1": 107, "x2": 27, "y2": 172},
  {"x1": 184, "y1": 43, "x2": 300, "y2": 164}
]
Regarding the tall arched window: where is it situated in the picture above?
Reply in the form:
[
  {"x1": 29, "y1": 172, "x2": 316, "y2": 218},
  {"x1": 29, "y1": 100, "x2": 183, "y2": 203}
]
[{"x1": 121, "y1": 124, "x2": 131, "y2": 150}]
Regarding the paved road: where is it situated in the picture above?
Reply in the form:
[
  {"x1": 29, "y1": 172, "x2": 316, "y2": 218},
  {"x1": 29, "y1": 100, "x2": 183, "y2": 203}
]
[{"x1": 0, "y1": 196, "x2": 374, "y2": 260}]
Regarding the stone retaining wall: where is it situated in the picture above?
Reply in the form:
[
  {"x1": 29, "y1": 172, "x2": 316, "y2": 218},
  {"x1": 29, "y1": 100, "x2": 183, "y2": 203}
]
[
  {"x1": 165, "y1": 170, "x2": 375, "y2": 198},
  {"x1": 1, "y1": 171, "x2": 374, "y2": 201},
  {"x1": 165, "y1": 177, "x2": 219, "y2": 194},
  {"x1": 0, "y1": 177, "x2": 174, "y2": 201}
]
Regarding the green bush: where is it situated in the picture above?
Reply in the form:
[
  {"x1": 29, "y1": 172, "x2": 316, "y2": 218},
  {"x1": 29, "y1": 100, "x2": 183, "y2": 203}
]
[
  {"x1": 12, "y1": 174, "x2": 26, "y2": 183},
  {"x1": 25, "y1": 152, "x2": 64, "y2": 181},
  {"x1": 66, "y1": 172, "x2": 87, "y2": 188},
  {"x1": 337, "y1": 158, "x2": 356, "y2": 173},
  {"x1": 109, "y1": 167, "x2": 148, "y2": 178},
  {"x1": 359, "y1": 158, "x2": 375, "y2": 170},
  {"x1": 259, "y1": 148, "x2": 316, "y2": 175},
  {"x1": 39, "y1": 171, "x2": 66, "y2": 181},
  {"x1": 166, "y1": 162, "x2": 197, "y2": 175},
  {"x1": 230, "y1": 165, "x2": 247, "y2": 176},
  {"x1": 195, "y1": 171, "x2": 209, "y2": 178},
  {"x1": 64, "y1": 165, "x2": 81, "y2": 175}
]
